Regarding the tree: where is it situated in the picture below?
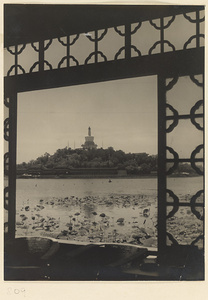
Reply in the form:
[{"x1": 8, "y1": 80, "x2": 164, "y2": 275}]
[
  {"x1": 17, "y1": 146, "x2": 158, "y2": 175},
  {"x1": 140, "y1": 163, "x2": 151, "y2": 174}
]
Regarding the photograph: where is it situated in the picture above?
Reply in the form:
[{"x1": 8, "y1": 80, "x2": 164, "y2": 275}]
[{"x1": 3, "y1": 3, "x2": 204, "y2": 282}]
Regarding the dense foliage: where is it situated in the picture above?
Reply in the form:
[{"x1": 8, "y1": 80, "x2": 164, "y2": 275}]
[{"x1": 17, "y1": 147, "x2": 158, "y2": 175}]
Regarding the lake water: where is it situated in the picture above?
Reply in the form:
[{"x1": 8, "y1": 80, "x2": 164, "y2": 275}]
[{"x1": 15, "y1": 177, "x2": 203, "y2": 248}]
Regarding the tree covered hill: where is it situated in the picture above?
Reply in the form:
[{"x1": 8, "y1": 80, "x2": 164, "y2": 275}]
[{"x1": 17, "y1": 147, "x2": 158, "y2": 175}]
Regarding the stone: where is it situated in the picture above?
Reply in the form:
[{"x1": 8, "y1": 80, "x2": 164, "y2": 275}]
[
  {"x1": 70, "y1": 231, "x2": 78, "y2": 235},
  {"x1": 16, "y1": 221, "x2": 24, "y2": 226},
  {"x1": 61, "y1": 230, "x2": 68, "y2": 236},
  {"x1": 117, "y1": 218, "x2": 124, "y2": 223},
  {"x1": 37, "y1": 205, "x2": 45, "y2": 210}
]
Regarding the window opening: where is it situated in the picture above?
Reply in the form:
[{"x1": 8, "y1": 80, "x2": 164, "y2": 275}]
[{"x1": 16, "y1": 76, "x2": 158, "y2": 247}]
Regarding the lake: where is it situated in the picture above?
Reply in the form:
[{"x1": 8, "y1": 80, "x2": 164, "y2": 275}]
[{"x1": 15, "y1": 177, "x2": 203, "y2": 248}]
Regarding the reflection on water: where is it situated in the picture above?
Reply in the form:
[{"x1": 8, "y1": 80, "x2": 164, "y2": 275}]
[{"x1": 15, "y1": 177, "x2": 203, "y2": 248}]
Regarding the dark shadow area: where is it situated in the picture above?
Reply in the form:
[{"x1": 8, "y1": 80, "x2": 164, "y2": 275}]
[{"x1": 4, "y1": 237, "x2": 204, "y2": 281}]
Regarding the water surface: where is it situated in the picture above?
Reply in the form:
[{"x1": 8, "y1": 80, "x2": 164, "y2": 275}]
[{"x1": 15, "y1": 177, "x2": 203, "y2": 248}]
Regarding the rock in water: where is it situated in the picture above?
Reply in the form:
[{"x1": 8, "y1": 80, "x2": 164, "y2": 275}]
[
  {"x1": 143, "y1": 208, "x2": 150, "y2": 217},
  {"x1": 117, "y1": 218, "x2": 124, "y2": 223},
  {"x1": 16, "y1": 221, "x2": 24, "y2": 226},
  {"x1": 61, "y1": 230, "x2": 68, "y2": 236}
]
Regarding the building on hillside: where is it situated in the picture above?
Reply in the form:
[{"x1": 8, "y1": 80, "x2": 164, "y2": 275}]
[{"x1": 82, "y1": 127, "x2": 97, "y2": 150}]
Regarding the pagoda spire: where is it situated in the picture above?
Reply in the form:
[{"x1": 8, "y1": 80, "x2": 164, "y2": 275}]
[
  {"x1": 82, "y1": 127, "x2": 97, "y2": 150},
  {"x1": 88, "y1": 126, "x2": 91, "y2": 136}
]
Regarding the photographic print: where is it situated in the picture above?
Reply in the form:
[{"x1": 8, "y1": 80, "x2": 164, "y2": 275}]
[{"x1": 4, "y1": 4, "x2": 204, "y2": 281}]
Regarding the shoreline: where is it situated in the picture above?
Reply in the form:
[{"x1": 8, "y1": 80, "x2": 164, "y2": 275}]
[
  {"x1": 16, "y1": 175, "x2": 157, "y2": 179},
  {"x1": 15, "y1": 174, "x2": 200, "y2": 179}
]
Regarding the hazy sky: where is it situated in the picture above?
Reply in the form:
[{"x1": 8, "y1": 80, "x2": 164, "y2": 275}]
[
  {"x1": 17, "y1": 74, "x2": 203, "y2": 164},
  {"x1": 17, "y1": 76, "x2": 158, "y2": 163}
]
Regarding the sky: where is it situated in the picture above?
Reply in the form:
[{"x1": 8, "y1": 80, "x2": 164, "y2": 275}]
[
  {"x1": 17, "y1": 76, "x2": 158, "y2": 163},
  {"x1": 16, "y1": 74, "x2": 203, "y2": 164}
]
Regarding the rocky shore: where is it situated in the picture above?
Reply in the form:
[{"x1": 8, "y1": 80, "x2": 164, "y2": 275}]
[{"x1": 16, "y1": 192, "x2": 203, "y2": 249}]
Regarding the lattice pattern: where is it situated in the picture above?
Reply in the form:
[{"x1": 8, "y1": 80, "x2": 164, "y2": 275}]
[
  {"x1": 165, "y1": 74, "x2": 204, "y2": 248},
  {"x1": 4, "y1": 96, "x2": 10, "y2": 235},
  {"x1": 4, "y1": 8, "x2": 204, "y2": 76}
]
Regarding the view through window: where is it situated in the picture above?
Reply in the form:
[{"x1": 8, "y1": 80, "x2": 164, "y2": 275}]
[
  {"x1": 4, "y1": 5, "x2": 204, "y2": 281},
  {"x1": 16, "y1": 76, "x2": 159, "y2": 248}
]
